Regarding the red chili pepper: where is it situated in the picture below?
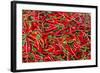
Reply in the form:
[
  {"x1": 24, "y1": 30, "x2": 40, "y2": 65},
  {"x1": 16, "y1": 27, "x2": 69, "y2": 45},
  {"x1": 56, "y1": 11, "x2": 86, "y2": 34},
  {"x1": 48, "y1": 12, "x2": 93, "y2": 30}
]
[
  {"x1": 53, "y1": 50, "x2": 63, "y2": 55},
  {"x1": 38, "y1": 46, "x2": 43, "y2": 53},
  {"x1": 23, "y1": 22, "x2": 30, "y2": 33},
  {"x1": 35, "y1": 54, "x2": 41, "y2": 60},
  {"x1": 66, "y1": 45, "x2": 78, "y2": 59},
  {"x1": 31, "y1": 22, "x2": 39, "y2": 30},
  {"x1": 22, "y1": 41, "x2": 31, "y2": 53},
  {"x1": 46, "y1": 26, "x2": 57, "y2": 32},
  {"x1": 74, "y1": 42, "x2": 81, "y2": 52},
  {"x1": 22, "y1": 10, "x2": 91, "y2": 62},
  {"x1": 43, "y1": 55, "x2": 54, "y2": 61},
  {"x1": 46, "y1": 48, "x2": 54, "y2": 52}
]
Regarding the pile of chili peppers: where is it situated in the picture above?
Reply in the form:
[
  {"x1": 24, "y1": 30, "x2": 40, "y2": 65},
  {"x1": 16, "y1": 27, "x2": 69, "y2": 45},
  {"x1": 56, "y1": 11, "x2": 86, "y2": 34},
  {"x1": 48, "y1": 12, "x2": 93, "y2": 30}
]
[{"x1": 22, "y1": 10, "x2": 91, "y2": 62}]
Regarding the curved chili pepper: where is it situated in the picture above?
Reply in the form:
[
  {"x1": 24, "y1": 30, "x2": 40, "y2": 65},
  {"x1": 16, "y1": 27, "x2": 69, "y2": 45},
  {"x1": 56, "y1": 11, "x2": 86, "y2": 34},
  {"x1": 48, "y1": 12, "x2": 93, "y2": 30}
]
[{"x1": 66, "y1": 44, "x2": 78, "y2": 59}]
